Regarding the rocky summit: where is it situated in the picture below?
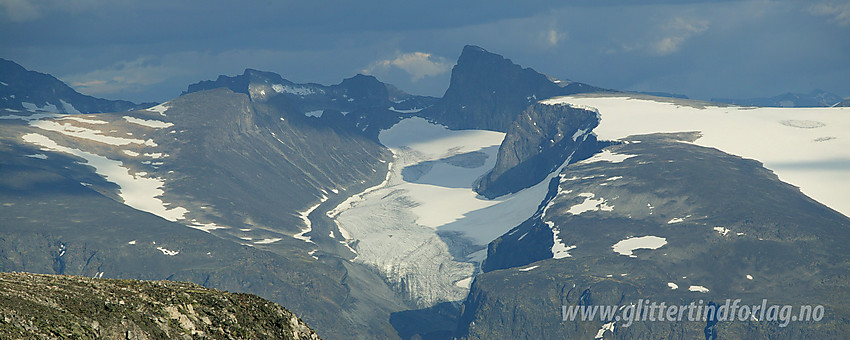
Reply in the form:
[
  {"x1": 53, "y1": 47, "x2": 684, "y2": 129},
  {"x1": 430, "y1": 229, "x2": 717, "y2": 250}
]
[{"x1": 0, "y1": 272, "x2": 319, "y2": 339}]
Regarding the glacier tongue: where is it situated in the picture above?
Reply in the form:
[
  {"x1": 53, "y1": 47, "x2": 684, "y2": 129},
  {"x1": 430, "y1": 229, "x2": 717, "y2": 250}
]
[{"x1": 331, "y1": 117, "x2": 576, "y2": 306}]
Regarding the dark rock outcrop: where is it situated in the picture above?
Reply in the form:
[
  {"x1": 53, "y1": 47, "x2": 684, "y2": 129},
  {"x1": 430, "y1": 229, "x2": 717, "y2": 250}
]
[
  {"x1": 476, "y1": 102, "x2": 602, "y2": 198},
  {"x1": 422, "y1": 45, "x2": 602, "y2": 132}
]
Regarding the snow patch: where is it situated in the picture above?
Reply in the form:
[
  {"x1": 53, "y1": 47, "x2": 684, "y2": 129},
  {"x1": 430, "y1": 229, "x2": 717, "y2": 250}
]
[
  {"x1": 713, "y1": 226, "x2": 731, "y2": 236},
  {"x1": 454, "y1": 277, "x2": 473, "y2": 288},
  {"x1": 254, "y1": 238, "x2": 283, "y2": 244},
  {"x1": 0, "y1": 112, "x2": 63, "y2": 121},
  {"x1": 59, "y1": 116, "x2": 107, "y2": 124},
  {"x1": 388, "y1": 106, "x2": 423, "y2": 113},
  {"x1": 668, "y1": 282, "x2": 679, "y2": 290},
  {"x1": 567, "y1": 192, "x2": 614, "y2": 215},
  {"x1": 572, "y1": 128, "x2": 587, "y2": 141},
  {"x1": 294, "y1": 195, "x2": 329, "y2": 243},
  {"x1": 59, "y1": 100, "x2": 81, "y2": 114},
  {"x1": 22, "y1": 102, "x2": 59, "y2": 113},
  {"x1": 29, "y1": 120, "x2": 152, "y2": 146},
  {"x1": 25, "y1": 153, "x2": 47, "y2": 159},
  {"x1": 123, "y1": 116, "x2": 174, "y2": 128},
  {"x1": 612, "y1": 235, "x2": 667, "y2": 257},
  {"x1": 156, "y1": 246, "x2": 179, "y2": 256},
  {"x1": 518, "y1": 265, "x2": 539, "y2": 272},
  {"x1": 272, "y1": 84, "x2": 318, "y2": 96},
  {"x1": 595, "y1": 322, "x2": 615, "y2": 339},
  {"x1": 146, "y1": 103, "x2": 170, "y2": 116},
  {"x1": 549, "y1": 221, "x2": 576, "y2": 259},
  {"x1": 579, "y1": 149, "x2": 637, "y2": 164},
  {"x1": 689, "y1": 285, "x2": 710, "y2": 293},
  {"x1": 188, "y1": 222, "x2": 228, "y2": 233},
  {"x1": 21, "y1": 133, "x2": 188, "y2": 221}
]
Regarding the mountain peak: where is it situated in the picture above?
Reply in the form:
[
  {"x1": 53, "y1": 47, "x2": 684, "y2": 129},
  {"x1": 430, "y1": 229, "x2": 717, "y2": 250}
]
[
  {"x1": 458, "y1": 44, "x2": 489, "y2": 58},
  {"x1": 423, "y1": 46, "x2": 602, "y2": 131}
]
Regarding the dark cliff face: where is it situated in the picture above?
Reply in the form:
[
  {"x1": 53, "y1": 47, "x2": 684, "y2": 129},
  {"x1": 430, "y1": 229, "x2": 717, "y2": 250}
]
[
  {"x1": 0, "y1": 58, "x2": 154, "y2": 113},
  {"x1": 422, "y1": 45, "x2": 602, "y2": 132},
  {"x1": 475, "y1": 103, "x2": 602, "y2": 198},
  {"x1": 0, "y1": 272, "x2": 320, "y2": 339}
]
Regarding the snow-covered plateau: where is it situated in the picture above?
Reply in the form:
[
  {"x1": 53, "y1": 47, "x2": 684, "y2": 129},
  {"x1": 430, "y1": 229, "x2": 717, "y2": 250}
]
[{"x1": 542, "y1": 95, "x2": 850, "y2": 218}]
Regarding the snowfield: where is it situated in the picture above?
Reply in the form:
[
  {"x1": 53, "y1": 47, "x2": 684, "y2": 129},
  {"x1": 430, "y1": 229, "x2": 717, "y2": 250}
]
[
  {"x1": 611, "y1": 235, "x2": 668, "y2": 257},
  {"x1": 543, "y1": 95, "x2": 850, "y2": 218},
  {"x1": 21, "y1": 133, "x2": 188, "y2": 221}
]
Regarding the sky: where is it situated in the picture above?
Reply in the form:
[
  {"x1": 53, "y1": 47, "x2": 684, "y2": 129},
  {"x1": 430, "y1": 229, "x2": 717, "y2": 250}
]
[{"x1": 1, "y1": 0, "x2": 848, "y2": 104}]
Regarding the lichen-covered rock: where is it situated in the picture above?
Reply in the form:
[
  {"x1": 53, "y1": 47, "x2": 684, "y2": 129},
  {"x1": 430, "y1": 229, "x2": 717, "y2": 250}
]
[{"x1": 0, "y1": 272, "x2": 320, "y2": 339}]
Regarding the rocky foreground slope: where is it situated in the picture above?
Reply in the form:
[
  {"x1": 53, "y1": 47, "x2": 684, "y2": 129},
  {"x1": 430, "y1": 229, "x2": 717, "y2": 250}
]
[{"x1": 0, "y1": 272, "x2": 319, "y2": 339}]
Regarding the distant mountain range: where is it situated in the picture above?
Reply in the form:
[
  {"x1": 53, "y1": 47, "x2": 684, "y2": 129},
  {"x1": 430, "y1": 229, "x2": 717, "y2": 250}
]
[
  {"x1": 0, "y1": 58, "x2": 155, "y2": 114},
  {"x1": 2, "y1": 46, "x2": 849, "y2": 339},
  {"x1": 712, "y1": 89, "x2": 845, "y2": 107}
]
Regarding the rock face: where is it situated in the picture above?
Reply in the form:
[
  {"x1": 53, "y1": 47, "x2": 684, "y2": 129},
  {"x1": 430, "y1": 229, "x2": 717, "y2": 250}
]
[
  {"x1": 0, "y1": 58, "x2": 154, "y2": 113},
  {"x1": 464, "y1": 133, "x2": 850, "y2": 339},
  {"x1": 423, "y1": 45, "x2": 602, "y2": 132},
  {"x1": 475, "y1": 103, "x2": 602, "y2": 198},
  {"x1": 0, "y1": 272, "x2": 319, "y2": 339}
]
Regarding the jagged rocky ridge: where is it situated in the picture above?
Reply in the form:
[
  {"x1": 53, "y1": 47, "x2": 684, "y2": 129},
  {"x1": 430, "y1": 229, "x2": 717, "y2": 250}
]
[
  {"x1": 184, "y1": 69, "x2": 437, "y2": 139},
  {"x1": 0, "y1": 272, "x2": 318, "y2": 339}
]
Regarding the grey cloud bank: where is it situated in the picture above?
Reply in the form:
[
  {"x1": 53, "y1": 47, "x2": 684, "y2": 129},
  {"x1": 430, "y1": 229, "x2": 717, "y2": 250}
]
[{"x1": 1, "y1": 0, "x2": 847, "y2": 103}]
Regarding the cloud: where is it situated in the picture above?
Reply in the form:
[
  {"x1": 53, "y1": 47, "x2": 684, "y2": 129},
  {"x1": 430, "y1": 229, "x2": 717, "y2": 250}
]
[
  {"x1": 0, "y1": 0, "x2": 41, "y2": 22},
  {"x1": 0, "y1": 0, "x2": 113, "y2": 22},
  {"x1": 543, "y1": 29, "x2": 566, "y2": 46},
  {"x1": 63, "y1": 56, "x2": 177, "y2": 96},
  {"x1": 363, "y1": 52, "x2": 451, "y2": 81},
  {"x1": 652, "y1": 17, "x2": 709, "y2": 55},
  {"x1": 809, "y1": 2, "x2": 850, "y2": 26}
]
